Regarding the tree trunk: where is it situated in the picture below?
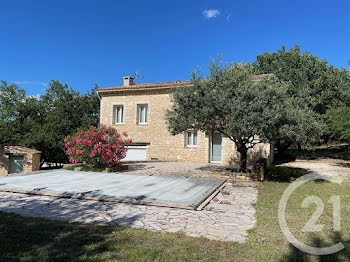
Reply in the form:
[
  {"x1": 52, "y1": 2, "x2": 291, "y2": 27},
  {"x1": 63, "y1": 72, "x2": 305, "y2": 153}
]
[
  {"x1": 276, "y1": 139, "x2": 292, "y2": 155},
  {"x1": 297, "y1": 143, "x2": 302, "y2": 151},
  {"x1": 237, "y1": 144, "x2": 248, "y2": 173},
  {"x1": 240, "y1": 150, "x2": 248, "y2": 173}
]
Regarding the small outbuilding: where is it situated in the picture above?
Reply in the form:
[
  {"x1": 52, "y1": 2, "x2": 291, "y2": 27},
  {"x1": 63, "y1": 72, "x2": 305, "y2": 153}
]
[{"x1": 0, "y1": 146, "x2": 41, "y2": 175}]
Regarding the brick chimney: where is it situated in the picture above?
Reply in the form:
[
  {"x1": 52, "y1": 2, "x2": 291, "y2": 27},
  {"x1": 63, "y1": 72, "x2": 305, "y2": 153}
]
[{"x1": 123, "y1": 76, "x2": 134, "y2": 86}]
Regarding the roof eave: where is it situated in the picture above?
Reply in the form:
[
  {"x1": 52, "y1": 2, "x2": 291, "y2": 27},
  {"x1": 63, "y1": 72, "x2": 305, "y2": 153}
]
[{"x1": 97, "y1": 84, "x2": 193, "y2": 95}]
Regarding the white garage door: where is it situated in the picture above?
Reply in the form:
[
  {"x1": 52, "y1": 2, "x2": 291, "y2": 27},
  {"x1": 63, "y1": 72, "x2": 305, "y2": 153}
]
[{"x1": 123, "y1": 146, "x2": 147, "y2": 161}]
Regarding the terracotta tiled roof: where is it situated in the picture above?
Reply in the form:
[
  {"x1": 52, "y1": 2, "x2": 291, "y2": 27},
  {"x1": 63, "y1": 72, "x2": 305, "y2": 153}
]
[
  {"x1": 5, "y1": 146, "x2": 41, "y2": 154},
  {"x1": 97, "y1": 74, "x2": 272, "y2": 94},
  {"x1": 97, "y1": 81, "x2": 193, "y2": 93}
]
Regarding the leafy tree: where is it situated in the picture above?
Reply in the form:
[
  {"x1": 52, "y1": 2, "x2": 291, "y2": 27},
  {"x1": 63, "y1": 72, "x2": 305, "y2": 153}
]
[
  {"x1": 0, "y1": 81, "x2": 27, "y2": 145},
  {"x1": 326, "y1": 106, "x2": 350, "y2": 143},
  {"x1": 0, "y1": 80, "x2": 100, "y2": 165},
  {"x1": 17, "y1": 96, "x2": 47, "y2": 157},
  {"x1": 254, "y1": 45, "x2": 350, "y2": 148},
  {"x1": 254, "y1": 45, "x2": 350, "y2": 113},
  {"x1": 325, "y1": 94, "x2": 350, "y2": 143},
  {"x1": 40, "y1": 81, "x2": 100, "y2": 164},
  {"x1": 265, "y1": 98, "x2": 324, "y2": 154},
  {"x1": 167, "y1": 60, "x2": 322, "y2": 171}
]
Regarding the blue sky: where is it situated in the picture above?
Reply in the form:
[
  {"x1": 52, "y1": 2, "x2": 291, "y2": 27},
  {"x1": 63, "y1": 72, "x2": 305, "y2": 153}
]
[{"x1": 1, "y1": 0, "x2": 349, "y2": 96}]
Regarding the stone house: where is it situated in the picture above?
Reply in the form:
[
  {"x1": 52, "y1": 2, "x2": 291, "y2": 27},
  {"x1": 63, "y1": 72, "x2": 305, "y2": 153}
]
[
  {"x1": 97, "y1": 76, "x2": 273, "y2": 167},
  {"x1": 0, "y1": 146, "x2": 41, "y2": 175}
]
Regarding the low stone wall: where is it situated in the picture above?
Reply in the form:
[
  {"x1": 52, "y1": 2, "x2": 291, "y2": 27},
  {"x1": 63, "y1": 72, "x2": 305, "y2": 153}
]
[{"x1": 223, "y1": 140, "x2": 273, "y2": 168}]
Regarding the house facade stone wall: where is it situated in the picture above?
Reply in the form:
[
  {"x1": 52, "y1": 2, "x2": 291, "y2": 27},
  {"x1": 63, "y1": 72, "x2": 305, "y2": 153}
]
[
  {"x1": 99, "y1": 87, "x2": 273, "y2": 166},
  {"x1": 100, "y1": 89, "x2": 209, "y2": 163}
]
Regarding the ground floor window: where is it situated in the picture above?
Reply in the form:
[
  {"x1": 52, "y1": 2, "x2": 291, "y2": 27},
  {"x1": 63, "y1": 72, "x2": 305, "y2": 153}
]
[{"x1": 186, "y1": 131, "x2": 198, "y2": 147}]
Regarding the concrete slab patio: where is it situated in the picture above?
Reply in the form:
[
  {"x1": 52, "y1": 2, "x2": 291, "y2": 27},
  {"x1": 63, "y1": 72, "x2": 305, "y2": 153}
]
[
  {"x1": 0, "y1": 183, "x2": 257, "y2": 242},
  {"x1": 0, "y1": 170, "x2": 225, "y2": 210},
  {"x1": 0, "y1": 168, "x2": 258, "y2": 242}
]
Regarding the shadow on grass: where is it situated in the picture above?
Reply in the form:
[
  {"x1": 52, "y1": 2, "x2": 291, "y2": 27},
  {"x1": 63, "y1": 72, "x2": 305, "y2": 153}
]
[
  {"x1": 274, "y1": 154, "x2": 297, "y2": 165},
  {"x1": 0, "y1": 211, "x2": 126, "y2": 261},
  {"x1": 0, "y1": 192, "x2": 149, "y2": 261},
  {"x1": 280, "y1": 232, "x2": 350, "y2": 262},
  {"x1": 265, "y1": 167, "x2": 309, "y2": 182}
]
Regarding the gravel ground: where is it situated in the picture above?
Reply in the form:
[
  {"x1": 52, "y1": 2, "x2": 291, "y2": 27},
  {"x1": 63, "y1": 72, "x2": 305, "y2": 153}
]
[{"x1": 279, "y1": 158, "x2": 350, "y2": 181}]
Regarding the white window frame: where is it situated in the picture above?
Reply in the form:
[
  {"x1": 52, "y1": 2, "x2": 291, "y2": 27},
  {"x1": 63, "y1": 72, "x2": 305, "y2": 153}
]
[
  {"x1": 186, "y1": 131, "x2": 198, "y2": 147},
  {"x1": 114, "y1": 105, "x2": 124, "y2": 124},
  {"x1": 138, "y1": 104, "x2": 148, "y2": 124}
]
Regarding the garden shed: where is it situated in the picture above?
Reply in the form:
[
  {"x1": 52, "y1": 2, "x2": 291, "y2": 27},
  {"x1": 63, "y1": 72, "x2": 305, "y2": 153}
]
[{"x1": 0, "y1": 146, "x2": 41, "y2": 175}]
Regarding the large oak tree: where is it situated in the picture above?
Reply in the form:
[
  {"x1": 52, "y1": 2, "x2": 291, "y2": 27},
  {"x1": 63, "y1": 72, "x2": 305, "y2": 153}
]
[{"x1": 254, "y1": 45, "x2": 350, "y2": 151}]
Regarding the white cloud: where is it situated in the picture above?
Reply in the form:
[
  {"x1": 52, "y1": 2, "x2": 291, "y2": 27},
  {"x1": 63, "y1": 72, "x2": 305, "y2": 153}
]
[
  {"x1": 27, "y1": 94, "x2": 42, "y2": 100},
  {"x1": 202, "y1": 9, "x2": 220, "y2": 19},
  {"x1": 14, "y1": 81, "x2": 48, "y2": 87}
]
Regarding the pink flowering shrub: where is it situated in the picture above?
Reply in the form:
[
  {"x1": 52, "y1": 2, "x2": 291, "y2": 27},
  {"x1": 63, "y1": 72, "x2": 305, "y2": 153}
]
[{"x1": 64, "y1": 124, "x2": 132, "y2": 169}]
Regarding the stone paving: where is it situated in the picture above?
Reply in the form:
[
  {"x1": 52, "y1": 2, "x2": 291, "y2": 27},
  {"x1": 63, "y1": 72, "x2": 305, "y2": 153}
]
[
  {"x1": 121, "y1": 162, "x2": 236, "y2": 179},
  {"x1": 0, "y1": 183, "x2": 257, "y2": 243}
]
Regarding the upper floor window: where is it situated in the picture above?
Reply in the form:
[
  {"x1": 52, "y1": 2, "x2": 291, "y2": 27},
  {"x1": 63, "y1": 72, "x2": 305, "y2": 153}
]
[
  {"x1": 114, "y1": 105, "x2": 124, "y2": 124},
  {"x1": 138, "y1": 104, "x2": 148, "y2": 124},
  {"x1": 186, "y1": 131, "x2": 197, "y2": 147}
]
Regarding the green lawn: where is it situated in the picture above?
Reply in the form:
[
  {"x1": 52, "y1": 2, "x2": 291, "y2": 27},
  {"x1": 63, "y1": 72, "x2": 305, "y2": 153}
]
[{"x1": 0, "y1": 177, "x2": 349, "y2": 261}]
